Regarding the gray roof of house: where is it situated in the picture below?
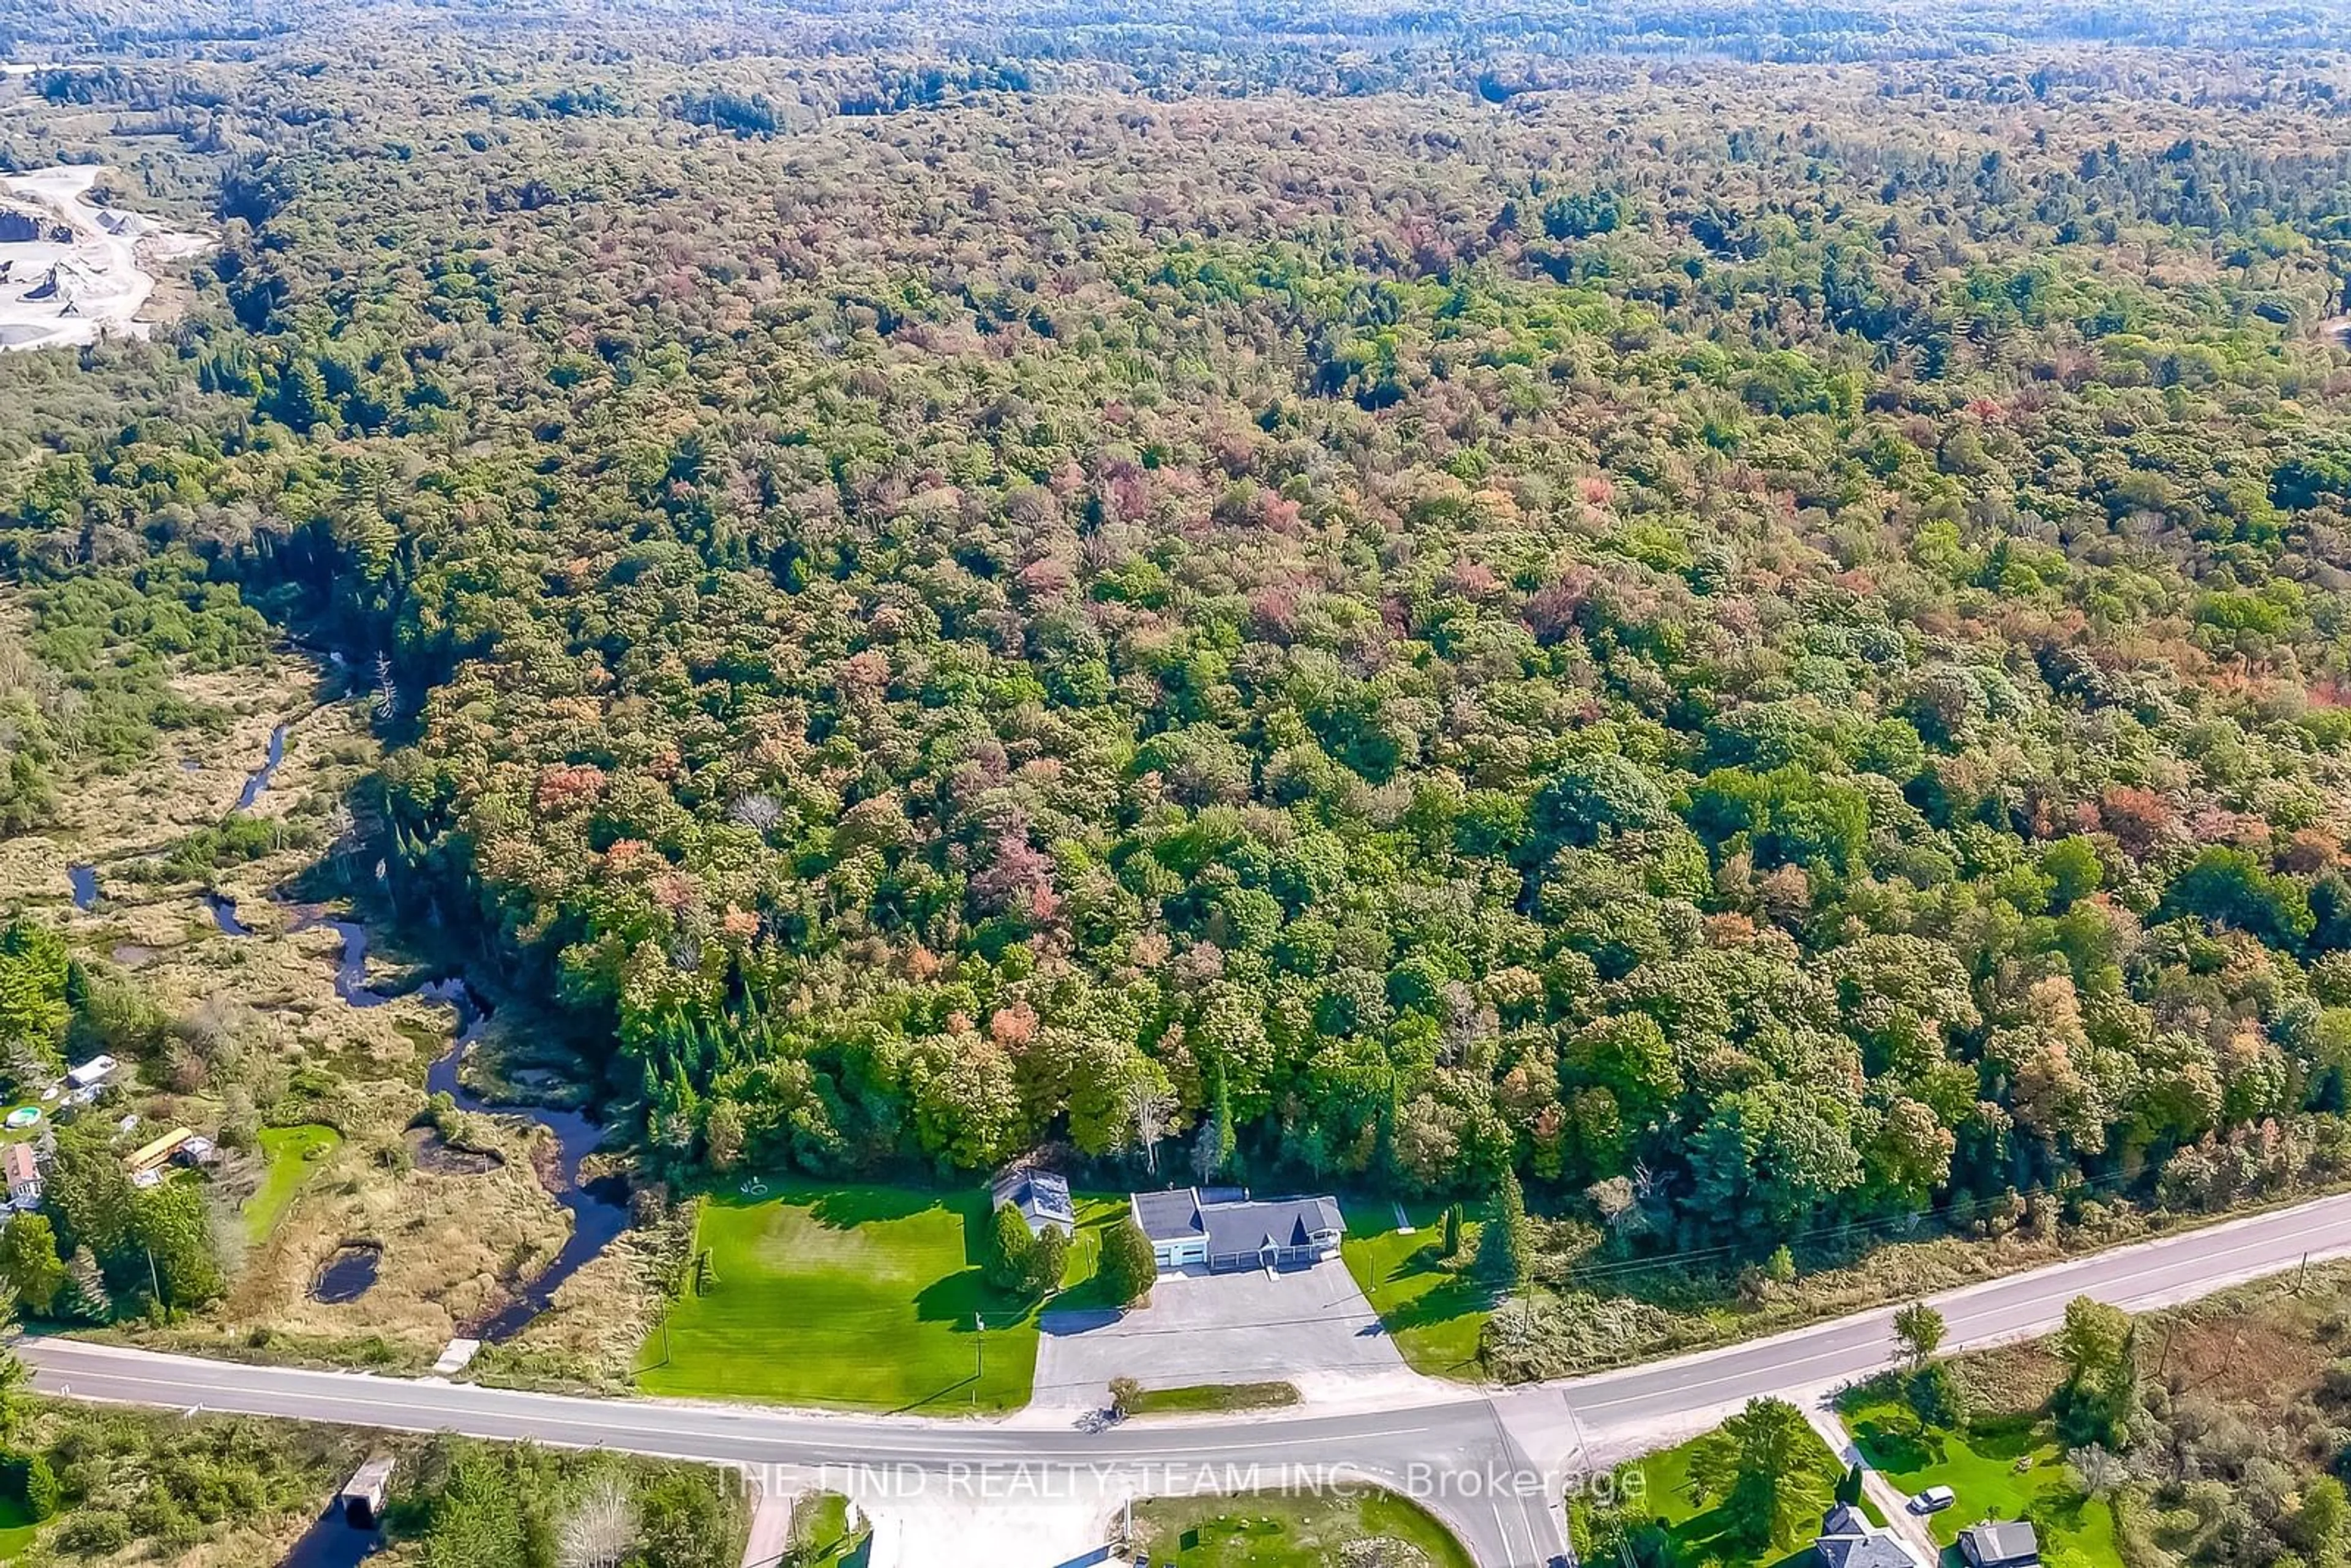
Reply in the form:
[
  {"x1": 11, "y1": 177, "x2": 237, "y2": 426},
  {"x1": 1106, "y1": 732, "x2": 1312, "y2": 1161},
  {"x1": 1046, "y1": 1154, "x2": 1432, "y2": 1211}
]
[
  {"x1": 991, "y1": 1169, "x2": 1075, "y2": 1226},
  {"x1": 1820, "y1": 1505, "x2": 1870, "y2": 1539},
  {"x1": 1961, "y1": 1521, "x2": 2040, "y2": 1566},
  {"x1": 1131, "y1": 1187, "x2": 1204, "y2": 1240},
  {"x1": 1129, "y1": 1187, "x2": 1343, "y2": 1253},
  {"x1": 1203, "y1": 1195, "x2": 1343, "y2": 1255},
  {"x1": 1817, "y1": 1534, "x2": 1920, "y2": 1568}
]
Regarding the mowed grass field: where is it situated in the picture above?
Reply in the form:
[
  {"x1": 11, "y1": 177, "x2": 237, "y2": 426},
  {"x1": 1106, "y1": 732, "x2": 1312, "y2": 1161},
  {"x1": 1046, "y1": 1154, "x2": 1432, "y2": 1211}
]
[
  {"x1": 1339, "y1": 1200, "x2": 1492, "y2": 1376},
  {"x1": 242, "y1": 1123, "x2": 342, "y2": 1244},
  {"x1": 636, "y1": 1180, "x2": 1123, "y2": 1412}
]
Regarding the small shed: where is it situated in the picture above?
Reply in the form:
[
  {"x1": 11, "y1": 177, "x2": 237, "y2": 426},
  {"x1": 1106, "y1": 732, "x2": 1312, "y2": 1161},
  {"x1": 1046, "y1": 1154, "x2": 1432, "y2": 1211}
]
[
  {"x1": 338, "y1": 1455, "x2": 396, "y2": 1528},
  {"x1": 1959, "y1": 1521, "x2": 2041, "y2": 1568}
]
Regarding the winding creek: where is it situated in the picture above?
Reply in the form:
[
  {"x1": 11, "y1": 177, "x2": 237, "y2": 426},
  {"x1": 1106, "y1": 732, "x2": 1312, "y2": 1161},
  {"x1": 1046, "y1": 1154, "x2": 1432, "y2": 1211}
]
[{"x1": 110, "y1": 714, "x2": 628, "y2": 1341}]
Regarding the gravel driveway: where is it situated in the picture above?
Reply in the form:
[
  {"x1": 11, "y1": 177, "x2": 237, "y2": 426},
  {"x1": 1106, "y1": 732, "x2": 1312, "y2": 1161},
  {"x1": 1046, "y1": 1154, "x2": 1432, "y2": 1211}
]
[{"x1": 1032, "y1": 1260, "x2": 1404, "y2": 1408}]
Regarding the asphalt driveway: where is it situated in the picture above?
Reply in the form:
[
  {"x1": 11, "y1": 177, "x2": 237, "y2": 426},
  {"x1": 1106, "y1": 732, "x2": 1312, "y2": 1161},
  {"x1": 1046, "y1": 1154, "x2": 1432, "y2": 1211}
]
[{"x1": 1032, "y1": 1259, "x2": 1404, "y2": 1408}]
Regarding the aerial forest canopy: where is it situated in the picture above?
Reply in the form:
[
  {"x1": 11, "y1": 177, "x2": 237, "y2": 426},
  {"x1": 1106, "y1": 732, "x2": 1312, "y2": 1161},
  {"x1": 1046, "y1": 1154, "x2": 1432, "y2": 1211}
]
[{"x1": 12, "y1": 0, "x2": 2351, "y2": 1264}]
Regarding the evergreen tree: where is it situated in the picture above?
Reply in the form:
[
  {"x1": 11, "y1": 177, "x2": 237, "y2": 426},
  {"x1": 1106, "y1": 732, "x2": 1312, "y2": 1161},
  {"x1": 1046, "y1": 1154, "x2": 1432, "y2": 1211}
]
[
  {"x1": 1685, "y1": 1397, "x2": 1838, "y2": 1551},
  {"x1": 985, "y1": 1201, "x2": 1036, "y2": 1292},
  {"x1": 1481, "y1": 1168, "x2": 1530, "y2": 1289},
  {"x1": 1442, "y1": 1202, "x2": 1463, "y2": 1259},
  {"x1": 1099, "y1": 1216, "x2": 1158, "y2": 1308},
  {"x1": 1192, "y1": 1069, "x2": 1237, "y2": 1184},
  {"x1": 1024, "y1": 1225, "x2": 1069, "y2": 1297},
  {"x1": 59, "y1": 1247, "x2": 109, "y2": 1323}
]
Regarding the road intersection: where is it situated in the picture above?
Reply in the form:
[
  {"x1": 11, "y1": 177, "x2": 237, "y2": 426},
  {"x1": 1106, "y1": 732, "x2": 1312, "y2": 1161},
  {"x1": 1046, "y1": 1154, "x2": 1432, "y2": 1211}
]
[{"x1": 24, "y1": 1187, "x2": 2351, "y2": 1567}]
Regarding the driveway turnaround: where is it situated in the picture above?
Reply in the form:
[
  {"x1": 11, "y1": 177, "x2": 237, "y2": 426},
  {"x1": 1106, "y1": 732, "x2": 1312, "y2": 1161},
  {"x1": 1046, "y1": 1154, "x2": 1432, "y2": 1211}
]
[{"x1": 1033, "y1": 1260, "x2": 1404, "y2": 1408}]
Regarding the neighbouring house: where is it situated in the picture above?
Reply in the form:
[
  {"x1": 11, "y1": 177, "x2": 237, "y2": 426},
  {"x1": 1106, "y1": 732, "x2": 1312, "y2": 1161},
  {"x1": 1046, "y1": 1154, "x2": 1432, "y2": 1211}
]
[
  {"x1": 1958, "y1": 1521, "x2": 2041, "y2": 1568},
  {"x1": 1813, "y1": 1504, "x2": 1925, "y2": 1568},
  {"x1": 3, "y1": 1144, "x2": 40, "y2": 1210},
  {"x1": 126, "y1": 1126, "x2": 194, "y2": 1176},
  {"x1": 65, "y1": 1054, "x2": 116, "y2": 1093},
  {"x1": 991, "y1": 1166, "x2": 1076, "y2": 1237},
  {"x1": 1130, "y1": 1186, "x2": 1344, "y2": 1273}
]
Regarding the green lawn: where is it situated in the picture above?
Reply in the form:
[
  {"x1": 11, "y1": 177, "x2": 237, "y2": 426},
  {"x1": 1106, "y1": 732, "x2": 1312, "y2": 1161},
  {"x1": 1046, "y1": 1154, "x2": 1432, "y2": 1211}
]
[
  {"x1": 1132, "y1": 1487, "x2": 1474, "y2": 1567},
  {"x1": 1340, "y1": 1200, "x2": 1492, "y2": 1376},
  {"x1": 1125, "y1": 1379, "x2": 1300, "y2": 1416},
  {"x1": 1844, "y1": 1398, "x2": 2120, "y2": 1568},
  {"x1": 243, "y1": 1124, "x2": 343, "y2": 1244},
  {"x1": 786, "y1": 1491, "x2": 867, "y2": 1567},
  {"x1": 1586, "y1": 1416, "x2": 1865, "y2": 1568},
  {"x1": 636, "y1": 1180, "x2": 1123, "y2": 1412},
  {"x1": 0, "y1": 1495, "x2": 40, "y2": 1559}
]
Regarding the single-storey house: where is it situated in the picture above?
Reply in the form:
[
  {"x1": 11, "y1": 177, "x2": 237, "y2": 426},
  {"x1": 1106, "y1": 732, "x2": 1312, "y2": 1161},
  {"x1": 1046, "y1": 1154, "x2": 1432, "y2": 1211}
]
[
  {"x1": 3, "y1": 1144, "x2": 40, "y2": 1209},
  {"x1": 1130, "y1": 1186, "x2": 1344, "y2": 1273},
  {"x1": 1959, "y1": 1521, "x2": 2041, "y2": 1568},
  {"x1": 65, "y1": 1054, "x2": 116, "y2": 1092},
  {"x1": 1814, "y1": 1504, "x2": 1925, "y2": 1568},
  {"x1": 991, "y1": 1167, "x2": 1076, "y2": 1237}
]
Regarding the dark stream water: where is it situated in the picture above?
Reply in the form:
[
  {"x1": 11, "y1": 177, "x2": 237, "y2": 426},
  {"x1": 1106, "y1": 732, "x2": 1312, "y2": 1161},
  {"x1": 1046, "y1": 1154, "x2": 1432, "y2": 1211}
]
[
  {"x1": 419, "y1": 977, "x2": 630, "y2": 1341},
  {"x1": 278, "y1": 1508, "x2": 384, "y2": 1568},
  {"x1": 203, "y1": 891, "x2": 251, "y2": 937},
  {"x1": 237, "y1": 724, "x2": 288, "y2": 810},
  {"x1": 227, "y1": 718, "x2": 628, "y2": 1340},
  {"x1": 280, "y1": 899, "x2": 627, "y2": 1339}
]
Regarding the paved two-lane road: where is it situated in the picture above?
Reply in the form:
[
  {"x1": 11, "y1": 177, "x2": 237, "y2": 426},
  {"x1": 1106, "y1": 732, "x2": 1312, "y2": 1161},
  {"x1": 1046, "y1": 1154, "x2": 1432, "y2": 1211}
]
[{"x1": 24, "y1": 1188, "x2": 2351, "y2": 1567}]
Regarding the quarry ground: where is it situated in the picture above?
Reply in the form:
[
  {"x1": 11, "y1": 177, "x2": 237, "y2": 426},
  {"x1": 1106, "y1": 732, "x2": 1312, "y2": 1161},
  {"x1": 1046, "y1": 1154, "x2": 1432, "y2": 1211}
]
[{"x1": 0, "y1": 163, "x2": 208, "y2": 351}]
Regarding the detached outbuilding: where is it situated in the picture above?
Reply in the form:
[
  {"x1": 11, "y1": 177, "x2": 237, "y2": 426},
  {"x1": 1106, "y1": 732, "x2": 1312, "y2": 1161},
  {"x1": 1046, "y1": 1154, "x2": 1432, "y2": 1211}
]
[
  {"x1": 1959, "y1": 1521, "x2": 2041, "y2": 1568},
  {"x1": 991, "y1": 1166, "x2": 1076, "y2": 1237}
]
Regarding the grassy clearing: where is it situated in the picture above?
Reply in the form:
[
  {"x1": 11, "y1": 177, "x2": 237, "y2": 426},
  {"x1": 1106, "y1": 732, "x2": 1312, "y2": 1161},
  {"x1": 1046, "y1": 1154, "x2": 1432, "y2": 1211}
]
[
  {"x1": 1124, "y1": 1380, "x2": 1300, "y2": 1416},
  {"x1": 0, "y1": 1496, "x2": 35, "y2": 1561},
  {"x1": 636, "y1": 1181, "x2": 1125, "y2": 1412},
  {"x1": 1340, "y1": 1200, "x2": 1491, "y2": 1376},
  {"x1": 1581, "y1": 1417, "x2": 1864, "y2": 1568},
  {"x1": 1131, "y1": 1487, "x2": 1474, "y2": 1568},
  {"x1": 786, "y1": 1491, "x2": 868, "y2": 1567},
  {"x1": 242, "y1": 1123, "x2": 342, "y2": 1243},
  {"x1": 1844, "y1": 1398, "x2": 2120, "y2": 1568}
]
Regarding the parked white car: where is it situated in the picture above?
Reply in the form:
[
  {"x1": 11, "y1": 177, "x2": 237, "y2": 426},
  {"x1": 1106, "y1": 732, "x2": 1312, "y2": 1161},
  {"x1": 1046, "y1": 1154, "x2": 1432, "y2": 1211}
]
[{"x1": 1910, "y1": 1485, "x2": 1956, "y2": 1514}]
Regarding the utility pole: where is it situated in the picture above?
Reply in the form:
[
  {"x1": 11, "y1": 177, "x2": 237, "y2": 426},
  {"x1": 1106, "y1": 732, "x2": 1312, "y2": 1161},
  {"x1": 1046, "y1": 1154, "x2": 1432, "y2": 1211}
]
[
  {"x1": 144, "y1": 1246, "x2": 161, "y2": 1310},
  {"x1": 973, "y1": 1313, "x2": 985, "y2": 1407},
  {"x1": 2299, "y1": 1250, "x2": 2311, "y2": 1293}
]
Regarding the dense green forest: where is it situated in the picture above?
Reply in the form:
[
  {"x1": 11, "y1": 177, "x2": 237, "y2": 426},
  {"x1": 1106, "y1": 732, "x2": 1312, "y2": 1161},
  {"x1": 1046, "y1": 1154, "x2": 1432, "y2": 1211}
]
[{"x1": 14, "y1": 0, "x2": 2351, "y2": 1285}]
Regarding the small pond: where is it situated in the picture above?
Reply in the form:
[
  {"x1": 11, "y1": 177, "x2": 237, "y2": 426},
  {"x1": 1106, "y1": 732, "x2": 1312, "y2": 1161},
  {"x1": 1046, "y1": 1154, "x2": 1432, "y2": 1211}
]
[
  {"x1": 312, "y1": 1244, "x2": 382, "y2": 1304},
  {"x1": 67, "y1": 864, "x2": 97, "y2": 910}
]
